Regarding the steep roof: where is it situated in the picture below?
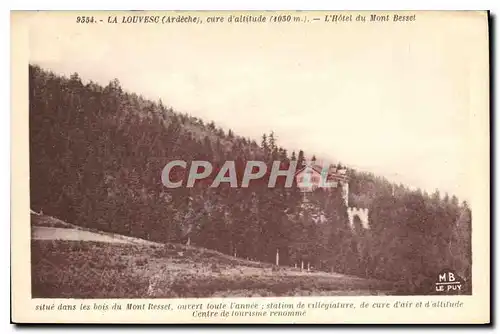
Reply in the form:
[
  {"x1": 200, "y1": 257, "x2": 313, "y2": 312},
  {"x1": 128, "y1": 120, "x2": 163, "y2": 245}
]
[{"x1": 295, "y1": 164, "x2": 349, "y2": 181}]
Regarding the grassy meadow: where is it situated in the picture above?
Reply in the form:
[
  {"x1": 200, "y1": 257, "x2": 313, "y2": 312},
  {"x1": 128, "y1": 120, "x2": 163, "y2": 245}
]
[{"x1": 31, "y1": 238, "x2": 397, "y2": 298}]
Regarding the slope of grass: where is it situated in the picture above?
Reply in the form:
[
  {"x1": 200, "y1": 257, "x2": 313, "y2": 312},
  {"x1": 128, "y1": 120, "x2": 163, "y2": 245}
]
[
  {"x1": 31, "y1": 213, "x2": 82, "y2": 230},
  {"x1": 31, "y1": 239, "x2": 397, "y2": 298}
]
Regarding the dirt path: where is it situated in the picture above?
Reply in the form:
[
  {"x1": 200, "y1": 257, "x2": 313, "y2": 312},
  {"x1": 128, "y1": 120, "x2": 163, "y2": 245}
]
[{"x1": 31, "y1": 226, "x2": 161, "y2": 246}]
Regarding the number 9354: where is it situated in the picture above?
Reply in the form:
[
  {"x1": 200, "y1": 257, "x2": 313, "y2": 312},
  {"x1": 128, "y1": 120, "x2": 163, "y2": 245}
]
[{"x1": 76, "y1": 16, "x2": 95, "y2": 23}]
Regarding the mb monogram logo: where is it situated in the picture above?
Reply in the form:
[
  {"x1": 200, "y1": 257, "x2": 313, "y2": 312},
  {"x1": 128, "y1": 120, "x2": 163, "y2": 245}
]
[{"x1": 434, "y1": 270, "x2": 465, "y2": 294}]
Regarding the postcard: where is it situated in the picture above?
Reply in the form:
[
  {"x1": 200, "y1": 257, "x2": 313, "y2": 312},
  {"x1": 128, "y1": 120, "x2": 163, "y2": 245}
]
[{"x1": 10, "y1": 10, "x2": 490, "y2": 324}]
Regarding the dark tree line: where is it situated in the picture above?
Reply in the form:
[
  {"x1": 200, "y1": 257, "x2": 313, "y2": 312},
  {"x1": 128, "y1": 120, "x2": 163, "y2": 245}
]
[{"x1": 29, "y1": 65, "x2": 471, "y2": 294}]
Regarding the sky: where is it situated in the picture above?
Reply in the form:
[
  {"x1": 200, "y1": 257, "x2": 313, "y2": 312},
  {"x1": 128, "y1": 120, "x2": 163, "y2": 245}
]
[{"x1": 26, "y1": 11, "x2": 488, "y2": 201}]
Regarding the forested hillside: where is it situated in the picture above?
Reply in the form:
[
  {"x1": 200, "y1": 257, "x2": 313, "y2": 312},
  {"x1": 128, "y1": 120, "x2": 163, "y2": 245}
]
[{"x1": 29, "y1": 64, "x2": 472, "y2": 294}]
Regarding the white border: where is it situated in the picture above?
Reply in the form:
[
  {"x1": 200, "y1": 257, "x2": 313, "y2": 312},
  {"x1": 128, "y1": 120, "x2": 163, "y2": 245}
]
[{"x1": 3, "y1": 1, "x2": 497, "y2": 333}]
